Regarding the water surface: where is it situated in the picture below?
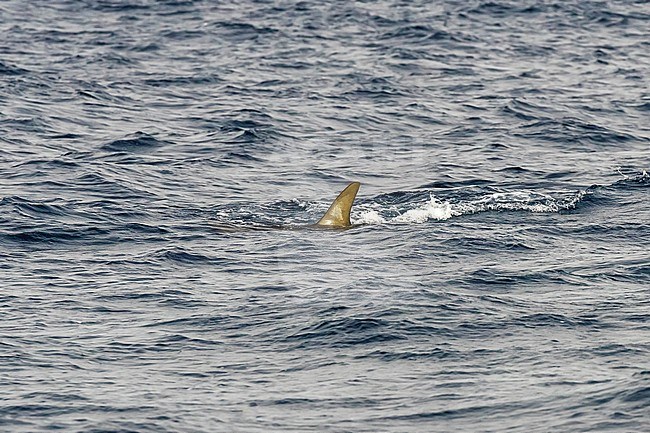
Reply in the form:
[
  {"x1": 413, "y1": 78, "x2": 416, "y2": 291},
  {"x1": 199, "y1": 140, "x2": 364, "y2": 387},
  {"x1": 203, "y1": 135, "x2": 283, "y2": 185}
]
[{"x1": 1, "y1": 0, "x2": 649, "y2": 431}]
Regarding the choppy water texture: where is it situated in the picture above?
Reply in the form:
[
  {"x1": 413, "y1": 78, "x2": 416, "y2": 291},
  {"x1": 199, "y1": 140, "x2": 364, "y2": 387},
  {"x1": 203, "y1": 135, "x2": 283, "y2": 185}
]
[{"x1": 1, "y1": 0, "x2": 650, "y2": 431}]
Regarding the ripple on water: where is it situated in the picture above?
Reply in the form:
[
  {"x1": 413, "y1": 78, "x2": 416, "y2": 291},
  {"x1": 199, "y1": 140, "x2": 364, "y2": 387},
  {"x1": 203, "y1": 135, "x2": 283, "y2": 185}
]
[{"x1": 1, "y1": 0, "x2": 649, "y2": 431}]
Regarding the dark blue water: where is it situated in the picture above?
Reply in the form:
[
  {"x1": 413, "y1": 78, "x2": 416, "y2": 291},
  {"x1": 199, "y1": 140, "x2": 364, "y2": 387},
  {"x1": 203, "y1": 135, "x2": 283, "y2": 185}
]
[{"x1": 1, "y1": 0, "x2": 649, "y2": 431}]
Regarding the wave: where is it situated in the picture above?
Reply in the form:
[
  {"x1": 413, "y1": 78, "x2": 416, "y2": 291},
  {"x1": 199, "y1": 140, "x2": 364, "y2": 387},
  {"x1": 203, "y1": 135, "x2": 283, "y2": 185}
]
[
  {"x1": 101, "y1": 132, "x2": 167, "y2": 153},
  {"x1": 0, "y1": 60, "x2": 28, "y2": 76},
  {"x1": 351, "y1": 169, "x2": 648, "y2": 225},
  {"x1": 354, "y1": 189, "x2": 587, "y2": 225},
  {"x1": 207, "y1": 169, "x2": 649, "y2": 228}
]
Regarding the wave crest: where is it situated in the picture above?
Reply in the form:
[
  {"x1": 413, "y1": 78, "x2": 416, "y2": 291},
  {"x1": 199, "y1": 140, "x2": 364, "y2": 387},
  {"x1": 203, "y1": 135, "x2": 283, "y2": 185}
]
[{"x1": 354, "y1": 189, "x2": 587, "y2": 225}]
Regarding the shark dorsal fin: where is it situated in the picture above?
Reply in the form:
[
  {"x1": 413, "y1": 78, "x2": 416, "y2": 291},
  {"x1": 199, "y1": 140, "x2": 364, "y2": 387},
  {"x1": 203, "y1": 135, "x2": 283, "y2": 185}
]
[{"x1": 316, "y1": 182, "x2": 360, "y2": 227}]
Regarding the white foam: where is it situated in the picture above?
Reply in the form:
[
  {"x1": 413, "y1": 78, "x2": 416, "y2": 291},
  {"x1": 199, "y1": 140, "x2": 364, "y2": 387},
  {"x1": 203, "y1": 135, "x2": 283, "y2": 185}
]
[
  {"x1": 452, "y1": 190, "x2": 580, "y2": 214},
  {"x1": 353, "y1": 195, "x2": 452, "y2": 225},
  {"x1": 350, "y1": 189, "x2": 587, "y2": 226},
  {"x1": 393, "y1": 196, "x2": 453, "y2": 223},
  {"x1": 354, "y1": 209, "x2": 387, "y2": 225},
  {"x1": 291, "y1": 198, "x2": 309, "y2": 208}
]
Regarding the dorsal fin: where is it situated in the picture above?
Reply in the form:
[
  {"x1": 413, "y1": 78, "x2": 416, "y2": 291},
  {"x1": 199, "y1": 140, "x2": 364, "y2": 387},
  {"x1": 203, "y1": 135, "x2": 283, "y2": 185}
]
[{"x1": 316, "y1": 182, "x2": 360, "y2": 227}]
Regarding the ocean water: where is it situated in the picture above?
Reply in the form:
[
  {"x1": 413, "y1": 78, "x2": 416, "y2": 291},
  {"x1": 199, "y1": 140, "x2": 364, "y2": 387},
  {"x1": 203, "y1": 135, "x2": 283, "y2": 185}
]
[{"x1": 1, "y1": 0, "x2": 649, "y2": 431}]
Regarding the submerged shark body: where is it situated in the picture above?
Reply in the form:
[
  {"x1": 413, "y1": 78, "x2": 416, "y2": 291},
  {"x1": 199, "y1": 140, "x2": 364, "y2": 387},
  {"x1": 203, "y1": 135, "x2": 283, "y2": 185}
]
[{"x1": 214, "y1": 182, "x2": 361, "y2": 232}]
